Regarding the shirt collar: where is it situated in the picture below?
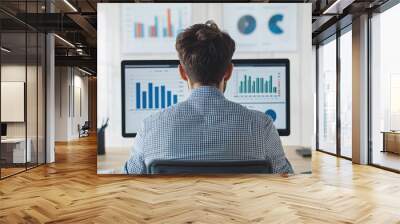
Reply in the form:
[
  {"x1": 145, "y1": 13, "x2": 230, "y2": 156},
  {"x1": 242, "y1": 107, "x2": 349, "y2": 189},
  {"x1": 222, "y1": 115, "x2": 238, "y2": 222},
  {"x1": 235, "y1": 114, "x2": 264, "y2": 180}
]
[{"x1": 189, "y1": 86, "x2": 225, "y2": 99}]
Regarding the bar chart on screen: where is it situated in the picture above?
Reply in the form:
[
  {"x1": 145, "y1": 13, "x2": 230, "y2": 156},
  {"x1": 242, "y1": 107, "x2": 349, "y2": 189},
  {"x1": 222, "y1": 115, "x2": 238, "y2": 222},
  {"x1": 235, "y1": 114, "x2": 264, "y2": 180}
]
[
  {"x1": 237, "y1": 73, "x2": 281, "y2": 97},
  {"x1": 123, "y1": 64, "x2": 190, "y2": 135},
  {"x1": 230, "y1": 66, "x2": 285, "y2": 102},
  {"x1": 134, "y1": 82, "x2": 181, "y2": 110},
  {"x1": 224, "y1": 63, "x2": 288, "y2": 129},
  {"x1": 124, "y1": 67, "x2": 188, "y2": 113}
]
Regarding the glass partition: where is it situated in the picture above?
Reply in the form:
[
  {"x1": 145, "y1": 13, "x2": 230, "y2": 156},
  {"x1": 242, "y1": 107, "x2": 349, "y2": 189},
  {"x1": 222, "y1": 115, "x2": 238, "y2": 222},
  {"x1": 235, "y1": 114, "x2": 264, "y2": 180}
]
[
  {"x1": 27, "y1": 30, "x2": 38, "y2": 169},
  {"x1": 38, "y1": 32, "x2": 46, "y2": 165},
  {"x1": 0, "y1": 1, "x2": 46, "y2": 179},
  {"x1": 1, "y1": 30, "x2": 28, "y2": 177},
  {"x1": 339, "y1": 29, "x2": 352, "y2": 158},
  {"x1": 317, "y1": 37, "x2": 337, "y2": 154}
]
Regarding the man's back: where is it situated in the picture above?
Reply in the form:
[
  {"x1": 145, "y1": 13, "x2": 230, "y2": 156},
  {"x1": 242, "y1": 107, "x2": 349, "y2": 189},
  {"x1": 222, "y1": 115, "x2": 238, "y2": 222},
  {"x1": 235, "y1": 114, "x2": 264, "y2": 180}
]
[{"x1": 125, "y1": 86, "x2": 293, "y2": 174}]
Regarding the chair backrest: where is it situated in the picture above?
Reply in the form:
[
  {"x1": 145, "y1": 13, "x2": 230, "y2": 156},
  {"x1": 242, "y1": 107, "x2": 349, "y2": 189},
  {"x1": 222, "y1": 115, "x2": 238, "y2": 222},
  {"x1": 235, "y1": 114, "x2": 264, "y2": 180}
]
[
  {"x1": 148, "y1": 160, "x2": 272, "y2": 174},
  {"x1": 82, "y1": 121, "x2": 90, "y2": 129}
]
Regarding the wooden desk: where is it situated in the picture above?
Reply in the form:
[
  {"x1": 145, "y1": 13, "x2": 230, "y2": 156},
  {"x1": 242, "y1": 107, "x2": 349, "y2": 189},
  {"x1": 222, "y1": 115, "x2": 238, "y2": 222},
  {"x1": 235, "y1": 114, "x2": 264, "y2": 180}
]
[
  {"x1": 1, "y1": 138, "x2": 32, "y2": 164},
  {"x1": 98, "y1": 146, "x2": 312, "y2": 174},
  {"x1": 382, "y1": 131, "x2": 400, "y2": 154}
]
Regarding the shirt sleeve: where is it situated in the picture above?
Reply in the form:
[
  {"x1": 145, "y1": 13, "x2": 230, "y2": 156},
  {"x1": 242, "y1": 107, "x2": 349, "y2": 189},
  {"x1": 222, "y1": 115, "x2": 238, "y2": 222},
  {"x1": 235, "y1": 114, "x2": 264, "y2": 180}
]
[
  {"x1": 263, "y1": 118, "x2": 294, "y2": 174},
  {"x1": 124, "y1": 123, "x2": 147, "y2": 174}
]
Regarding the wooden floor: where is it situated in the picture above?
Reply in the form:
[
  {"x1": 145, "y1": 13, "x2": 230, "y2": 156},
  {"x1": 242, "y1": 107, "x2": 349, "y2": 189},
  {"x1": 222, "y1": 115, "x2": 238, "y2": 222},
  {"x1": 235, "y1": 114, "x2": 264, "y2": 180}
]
[
  {"x1": 1, "y1": 136, "x2": 400, "y2": 223},
  {"x1": 372, "y1": 150, "x2": 400, "y2": 171}
]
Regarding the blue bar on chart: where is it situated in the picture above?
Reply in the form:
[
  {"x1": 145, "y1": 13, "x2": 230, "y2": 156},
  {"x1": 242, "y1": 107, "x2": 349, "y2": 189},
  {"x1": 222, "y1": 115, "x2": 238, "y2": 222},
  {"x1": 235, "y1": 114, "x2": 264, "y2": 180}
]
[
  {"x1": 136, "y1": 82, "x2": 141, "y2": 109},
  {"x1": 148, "y1": 83, "x2": 153, "y2": 109},
  {"x1": 142, "y1": 91, "x2": 147, "y2": 109},
  {"x1": 167, "y1": 91, "x2": 172, "y2": 107},
  {"x1": 155, "y1": 87, "x2": 159, "y2": 109},
  {"x1": 135, "y1": 82, "x2": 180, "y2": 110},
  {"x1": 161, "y1": 85, "x2": 166, "y2": 108},
  {"x1": 154, "y1": 16, "x2": 158, "y2": 36}
]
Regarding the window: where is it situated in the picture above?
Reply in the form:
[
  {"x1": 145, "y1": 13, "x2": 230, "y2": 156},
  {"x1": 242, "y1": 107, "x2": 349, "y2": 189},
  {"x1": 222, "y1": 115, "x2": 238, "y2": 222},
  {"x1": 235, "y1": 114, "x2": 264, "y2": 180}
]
[
  {"x1": 370, "y1": 3, "x2": 400, "y2": 171},
  {"x1": 339, "y1": 29, "x2": 352, "y2": 158},
  {"x1": 317, "y1": 37, "x2": 337, "y2": 154}
]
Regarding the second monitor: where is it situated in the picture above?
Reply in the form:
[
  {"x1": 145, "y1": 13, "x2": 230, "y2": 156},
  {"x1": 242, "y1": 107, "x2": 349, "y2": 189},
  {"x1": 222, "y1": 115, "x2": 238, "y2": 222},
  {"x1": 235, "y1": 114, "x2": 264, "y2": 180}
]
[{"x1": 121, "y1": 59, "x2": 290, "y2": 137}]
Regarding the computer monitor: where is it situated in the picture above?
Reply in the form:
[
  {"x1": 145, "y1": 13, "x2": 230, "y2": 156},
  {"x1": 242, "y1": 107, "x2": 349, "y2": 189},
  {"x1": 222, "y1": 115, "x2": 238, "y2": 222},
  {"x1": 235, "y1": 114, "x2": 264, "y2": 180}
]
[
  {"x1": 121, "y1": 59, "x2": 290, "y2": 137},
  {"x1": 1, "y1": 123, "x2": 7, "y2": 137}
]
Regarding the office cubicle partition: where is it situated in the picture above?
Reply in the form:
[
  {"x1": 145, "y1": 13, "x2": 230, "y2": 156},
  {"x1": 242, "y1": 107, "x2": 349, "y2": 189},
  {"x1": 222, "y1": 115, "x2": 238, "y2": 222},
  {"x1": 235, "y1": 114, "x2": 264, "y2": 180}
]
[{"x1": 0, "y1": 1, "x2": 47, "y2": 179}]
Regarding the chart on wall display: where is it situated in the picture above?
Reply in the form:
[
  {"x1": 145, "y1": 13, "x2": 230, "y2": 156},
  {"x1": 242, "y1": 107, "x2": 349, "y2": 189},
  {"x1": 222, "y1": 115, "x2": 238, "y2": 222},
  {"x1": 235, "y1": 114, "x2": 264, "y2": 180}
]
[
  {"x1": 222, "y1": 3, "x2": 297, "y2": 52},
  {"x1": 225, "y1": 65, "x2": 287, "y2": 129},
  {"x1": 121, "y1": 4, "x2": 192, "y2": 54},
  {"x1": 124, "y1": 66, "x2": 189, "y2": 134}
]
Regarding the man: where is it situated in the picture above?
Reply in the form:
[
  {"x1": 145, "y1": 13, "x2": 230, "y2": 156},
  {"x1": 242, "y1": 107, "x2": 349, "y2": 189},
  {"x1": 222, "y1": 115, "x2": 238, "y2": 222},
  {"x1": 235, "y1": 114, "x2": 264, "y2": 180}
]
[{"x1": 124, "y1": 21, "x2": 293, "y2": 174}]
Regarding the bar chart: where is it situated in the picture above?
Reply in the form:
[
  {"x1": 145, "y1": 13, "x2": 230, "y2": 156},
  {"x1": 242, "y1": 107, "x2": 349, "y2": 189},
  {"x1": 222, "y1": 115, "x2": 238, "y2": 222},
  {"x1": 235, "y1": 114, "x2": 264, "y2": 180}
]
[
  {"x1": 238, "y1": 74, "x2": 279, "y2": 94},
  {"x1": 122, "y1": 4, "x2": 191, "y2": 53},
  {"x1": 123, "y1": 65, "x2": 190, "y2": 134},
  {"x1": 133, "y1": 8, "x2": 182, "y2": 38},
  {"x1": 236, "y1": 72, "x2": 281, "y2": 98},
  {"x1": 135, "y1": 82, "x2": 179, "y2": 110}
]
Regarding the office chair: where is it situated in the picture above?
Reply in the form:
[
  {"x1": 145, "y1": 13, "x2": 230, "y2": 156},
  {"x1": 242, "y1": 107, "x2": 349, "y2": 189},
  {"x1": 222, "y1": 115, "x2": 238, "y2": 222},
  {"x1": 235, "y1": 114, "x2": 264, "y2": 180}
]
[
  {"x1": 79, "y1": 121, "x2": 90, "y2": 138},
  {"x1": 148, "y1": 160, "x2": 273, "y2": 174}
]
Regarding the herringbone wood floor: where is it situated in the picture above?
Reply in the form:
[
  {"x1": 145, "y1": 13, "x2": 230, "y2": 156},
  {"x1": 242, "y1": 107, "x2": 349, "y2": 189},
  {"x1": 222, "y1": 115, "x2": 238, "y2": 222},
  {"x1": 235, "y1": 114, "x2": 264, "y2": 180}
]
[{"x1": 1, "y1": 136, "x2": 400, "y2": 224}]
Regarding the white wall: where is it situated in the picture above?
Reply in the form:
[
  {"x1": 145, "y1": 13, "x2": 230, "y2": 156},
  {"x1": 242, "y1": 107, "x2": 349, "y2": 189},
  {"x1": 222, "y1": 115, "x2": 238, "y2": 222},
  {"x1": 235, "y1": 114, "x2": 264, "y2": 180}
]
[
  {"x1": 98, "y1": 3, "x2": 314, "y2": 149},
  {"x1": 55, "y1": 67, "x2": 89, "y2": 141}
]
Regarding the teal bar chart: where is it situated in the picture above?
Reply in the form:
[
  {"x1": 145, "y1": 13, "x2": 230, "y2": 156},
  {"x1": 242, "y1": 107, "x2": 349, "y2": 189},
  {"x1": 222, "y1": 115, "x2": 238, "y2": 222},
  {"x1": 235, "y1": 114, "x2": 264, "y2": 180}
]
[{"x1": 238, "y1": 74, "x2": 279, "y2": 94}]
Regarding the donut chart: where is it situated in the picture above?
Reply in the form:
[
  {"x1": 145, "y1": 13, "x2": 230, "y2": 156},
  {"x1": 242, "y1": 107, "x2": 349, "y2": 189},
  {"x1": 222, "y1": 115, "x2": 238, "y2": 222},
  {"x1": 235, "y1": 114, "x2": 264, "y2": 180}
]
[
  {"x1": 265, "y1": 109, "x2": 277, "y2": 121},
  {"x1": 237, "y1": 15, "x2": 256, "y2": 35}
]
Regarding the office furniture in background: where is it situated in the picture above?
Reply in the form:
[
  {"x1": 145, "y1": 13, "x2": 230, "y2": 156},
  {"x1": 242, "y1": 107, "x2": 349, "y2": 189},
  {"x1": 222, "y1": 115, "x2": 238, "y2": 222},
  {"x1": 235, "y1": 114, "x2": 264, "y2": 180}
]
[
  {"x1": 79, "y1": 121, "x2": 90, "y2": 138},
  {"x1": 97, "y1": 119, "x2": 109, "y2": 155},
  {"x1": 0, "y1": 138, "x2": 32, "y2": 165},
  {"x1": 382, "y1": 131, "x2": 400, "y2": 154}
]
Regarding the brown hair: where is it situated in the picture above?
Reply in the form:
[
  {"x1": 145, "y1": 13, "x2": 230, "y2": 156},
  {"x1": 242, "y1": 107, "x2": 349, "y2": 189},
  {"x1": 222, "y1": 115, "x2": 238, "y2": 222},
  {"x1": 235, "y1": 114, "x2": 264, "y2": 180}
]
[{"x1": 175, "y1": 21, "x2": 235, "y2": 85}]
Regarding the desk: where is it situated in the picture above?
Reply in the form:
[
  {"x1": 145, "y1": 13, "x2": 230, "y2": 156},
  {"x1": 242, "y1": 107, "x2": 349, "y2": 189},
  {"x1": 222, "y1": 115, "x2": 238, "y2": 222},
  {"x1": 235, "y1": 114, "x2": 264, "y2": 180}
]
[
  {"x1": 1, "y1": 138, "x2": 32, "y2": 164},
  {"x1": 382, "y1": 131, "x2": 400, "y2": 154},
  {"x1": 97, "y1": 146, "x2": 312, "y2": 174}
]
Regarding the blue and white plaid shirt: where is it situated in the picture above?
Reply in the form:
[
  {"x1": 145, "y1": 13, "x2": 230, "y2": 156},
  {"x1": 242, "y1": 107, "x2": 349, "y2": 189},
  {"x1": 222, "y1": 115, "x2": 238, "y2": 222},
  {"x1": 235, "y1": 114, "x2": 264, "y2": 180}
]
[{"x1": 124, "y1": 86, "x2": 293, "y2": 174}]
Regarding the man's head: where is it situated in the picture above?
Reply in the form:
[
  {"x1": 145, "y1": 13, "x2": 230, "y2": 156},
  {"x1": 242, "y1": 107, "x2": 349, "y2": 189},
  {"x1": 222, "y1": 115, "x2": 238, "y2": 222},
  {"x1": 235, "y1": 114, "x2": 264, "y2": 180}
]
[{"x1": 176, "y1": 21, "x2": 236, "y2": 90}]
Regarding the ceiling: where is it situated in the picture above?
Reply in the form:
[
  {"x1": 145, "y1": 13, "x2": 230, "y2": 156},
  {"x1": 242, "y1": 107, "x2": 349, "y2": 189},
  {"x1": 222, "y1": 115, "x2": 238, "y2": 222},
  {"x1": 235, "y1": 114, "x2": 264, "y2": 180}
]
[{"x1": 0, "y1": 0, "x2": 394, "y2": 74}]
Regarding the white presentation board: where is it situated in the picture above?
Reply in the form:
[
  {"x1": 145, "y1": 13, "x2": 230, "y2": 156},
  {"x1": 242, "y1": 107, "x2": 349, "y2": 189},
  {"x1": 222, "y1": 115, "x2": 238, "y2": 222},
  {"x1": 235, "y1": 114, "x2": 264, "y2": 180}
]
[
  {"x1": 121, "y1": 3, "x2": 192, "y2": 54},
  {"x1": 222, "y1": 4, "x2": 297, "y2": 52},
  {"x1": 1, "y1": 82, "x2": 25, "y2": 122}
]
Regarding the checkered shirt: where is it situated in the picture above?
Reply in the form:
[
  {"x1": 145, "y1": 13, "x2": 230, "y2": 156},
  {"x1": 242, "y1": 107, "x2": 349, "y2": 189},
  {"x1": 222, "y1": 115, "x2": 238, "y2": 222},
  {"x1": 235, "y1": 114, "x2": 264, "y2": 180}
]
[{"x1": 124, "y1": 86, "x2": 293, "y2": 174}]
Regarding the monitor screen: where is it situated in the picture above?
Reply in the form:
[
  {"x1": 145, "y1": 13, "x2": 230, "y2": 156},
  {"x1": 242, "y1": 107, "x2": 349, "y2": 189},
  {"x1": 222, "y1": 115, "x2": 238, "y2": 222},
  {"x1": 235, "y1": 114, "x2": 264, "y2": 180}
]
[{"x1": 121, "y1": 59, "x2": 290, "y2": 137}]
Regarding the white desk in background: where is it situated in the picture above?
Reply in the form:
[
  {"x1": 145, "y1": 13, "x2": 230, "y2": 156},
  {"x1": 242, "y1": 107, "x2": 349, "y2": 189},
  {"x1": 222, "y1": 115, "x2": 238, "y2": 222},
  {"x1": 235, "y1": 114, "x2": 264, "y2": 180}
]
[{"x1": 1, "y1": 138, "x2": 32, "y2": 163}]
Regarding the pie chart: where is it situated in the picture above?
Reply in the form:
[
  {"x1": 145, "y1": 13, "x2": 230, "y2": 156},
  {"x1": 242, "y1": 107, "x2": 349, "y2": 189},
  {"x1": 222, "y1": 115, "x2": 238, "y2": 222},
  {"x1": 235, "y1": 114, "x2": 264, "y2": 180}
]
[
  {"x1": 268, "y1": 14, "x2": 284, "y2": 35},
  {"x1": 237, "y1": 15, "x2": 256, "y2": 35},
  {"x1": 265, "y1": 109, "x2": 277, "y2": 122}
]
